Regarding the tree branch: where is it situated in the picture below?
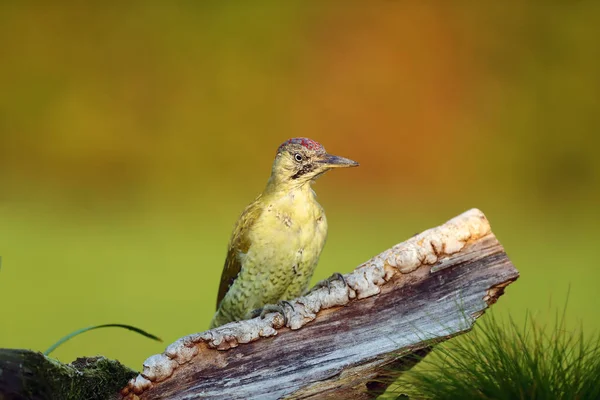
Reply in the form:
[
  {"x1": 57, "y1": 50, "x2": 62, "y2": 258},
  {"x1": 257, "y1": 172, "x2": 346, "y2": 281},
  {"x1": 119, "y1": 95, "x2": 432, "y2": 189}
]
[{"x1": 121, "y1": 208, "x2": 519, "y2": 400}]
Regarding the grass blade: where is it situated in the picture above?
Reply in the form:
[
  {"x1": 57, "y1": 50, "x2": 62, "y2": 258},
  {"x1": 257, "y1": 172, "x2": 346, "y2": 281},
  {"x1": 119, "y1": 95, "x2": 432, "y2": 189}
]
[{"x1": 44, "y1": 324, "x2": 162, "y2": 356}]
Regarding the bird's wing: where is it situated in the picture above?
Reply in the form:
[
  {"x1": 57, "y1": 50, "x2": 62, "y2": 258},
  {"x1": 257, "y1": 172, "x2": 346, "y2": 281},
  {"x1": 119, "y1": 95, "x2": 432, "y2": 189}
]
[{"x1": 216, "y1": 196, "x2": 264, "y2": 310}]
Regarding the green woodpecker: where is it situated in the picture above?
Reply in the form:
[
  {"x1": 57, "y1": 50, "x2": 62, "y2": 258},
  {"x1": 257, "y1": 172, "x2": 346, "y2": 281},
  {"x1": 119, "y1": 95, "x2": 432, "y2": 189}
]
[{"x1": 210, "y1": 138, "x2": 358, "y2": 328}]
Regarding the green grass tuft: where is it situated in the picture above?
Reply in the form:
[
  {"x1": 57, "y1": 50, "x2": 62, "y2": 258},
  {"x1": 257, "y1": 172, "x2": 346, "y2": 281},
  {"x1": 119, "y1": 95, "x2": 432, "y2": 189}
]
[{"x1": 388, "y1": 310, "x2": 600, "y2": 400}]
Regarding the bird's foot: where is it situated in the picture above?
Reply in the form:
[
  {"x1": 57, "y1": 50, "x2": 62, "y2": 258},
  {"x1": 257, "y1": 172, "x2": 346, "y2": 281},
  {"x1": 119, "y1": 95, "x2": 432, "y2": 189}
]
[
  {"x1": 250, "y1": 300, "x2": 295, "y2": 326},
  {"x1": 308, "y1": 272, "x2": 347, "y2": 294}
]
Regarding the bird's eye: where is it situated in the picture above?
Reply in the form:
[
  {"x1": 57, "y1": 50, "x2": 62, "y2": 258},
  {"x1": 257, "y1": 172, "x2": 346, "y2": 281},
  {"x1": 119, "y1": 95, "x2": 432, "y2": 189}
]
[{"x1": 294, "y1": 153, "x2": 303, "y2": 162}]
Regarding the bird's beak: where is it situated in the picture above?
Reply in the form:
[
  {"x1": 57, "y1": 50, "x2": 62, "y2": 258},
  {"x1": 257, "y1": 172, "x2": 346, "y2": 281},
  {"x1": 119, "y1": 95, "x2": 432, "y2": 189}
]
[{"x1": 315, "y1": 153, "x2": 359, "y2": 168}]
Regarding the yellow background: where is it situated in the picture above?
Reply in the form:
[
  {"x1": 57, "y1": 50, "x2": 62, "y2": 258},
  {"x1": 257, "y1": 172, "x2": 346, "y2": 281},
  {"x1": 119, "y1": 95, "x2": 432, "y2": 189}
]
[{"x1": 1, "y1": 3, "x2": 599, "y2": 369}]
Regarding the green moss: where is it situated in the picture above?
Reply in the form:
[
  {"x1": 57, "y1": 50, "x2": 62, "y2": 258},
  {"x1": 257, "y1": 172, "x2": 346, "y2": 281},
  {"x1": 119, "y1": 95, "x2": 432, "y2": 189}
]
[{"x1": 1, "y1": 349, "x2": 136, "y2": 400}]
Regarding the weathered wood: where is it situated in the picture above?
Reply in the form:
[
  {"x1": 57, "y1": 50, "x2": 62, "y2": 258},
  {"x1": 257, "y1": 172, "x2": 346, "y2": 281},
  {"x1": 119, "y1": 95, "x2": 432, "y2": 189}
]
[{"x1": 120, "y1": 208, "x2": 519, "y2": 400}]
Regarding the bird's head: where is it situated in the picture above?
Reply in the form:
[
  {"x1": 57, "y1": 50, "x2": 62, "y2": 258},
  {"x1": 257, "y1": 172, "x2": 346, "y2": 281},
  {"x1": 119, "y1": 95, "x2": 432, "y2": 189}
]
[{"x1": 269, "y1": 138, "x2": 359, "y2": 188}]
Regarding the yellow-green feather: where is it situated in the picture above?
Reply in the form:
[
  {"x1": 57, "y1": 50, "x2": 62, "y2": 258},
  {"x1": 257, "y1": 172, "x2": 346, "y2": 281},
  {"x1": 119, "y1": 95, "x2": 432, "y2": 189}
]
[{"x1": 211, "y1": 185, "x2": 327, "y2": 328}]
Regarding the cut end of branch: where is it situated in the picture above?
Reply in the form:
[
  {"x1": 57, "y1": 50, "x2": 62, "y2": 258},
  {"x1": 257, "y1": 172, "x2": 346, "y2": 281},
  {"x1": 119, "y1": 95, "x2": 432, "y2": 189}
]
[{"x1": 484, "y1": 278, "x2": 519, "y2": 306}]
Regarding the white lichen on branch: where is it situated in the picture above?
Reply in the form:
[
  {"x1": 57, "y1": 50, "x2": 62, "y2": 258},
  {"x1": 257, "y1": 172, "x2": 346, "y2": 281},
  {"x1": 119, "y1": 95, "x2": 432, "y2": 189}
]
[{"x1": 121, "y1": 208, "x2": 492, "y2": 398}]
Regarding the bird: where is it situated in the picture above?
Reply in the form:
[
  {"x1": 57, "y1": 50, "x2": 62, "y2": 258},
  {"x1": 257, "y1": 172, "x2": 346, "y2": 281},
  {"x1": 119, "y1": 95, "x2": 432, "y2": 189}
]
[{"x1": 210, "y1": 138, "x2": 358, "y2": 328}]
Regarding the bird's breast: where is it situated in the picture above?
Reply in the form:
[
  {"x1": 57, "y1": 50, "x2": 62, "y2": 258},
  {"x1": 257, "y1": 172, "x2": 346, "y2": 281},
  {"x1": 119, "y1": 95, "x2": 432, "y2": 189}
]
[
  {"x1": 249, "y1": 192, "x2": 328, "y2": 264},
  {"x1": 235, "y1": 189, "x2": 328, "y2": 306}
]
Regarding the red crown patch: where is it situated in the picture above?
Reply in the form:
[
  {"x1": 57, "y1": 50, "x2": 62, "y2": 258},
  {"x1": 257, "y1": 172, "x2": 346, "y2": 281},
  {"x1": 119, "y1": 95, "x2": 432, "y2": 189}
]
[{"x1": 277, "y1": 138, "x2": 325, "y2": 153}]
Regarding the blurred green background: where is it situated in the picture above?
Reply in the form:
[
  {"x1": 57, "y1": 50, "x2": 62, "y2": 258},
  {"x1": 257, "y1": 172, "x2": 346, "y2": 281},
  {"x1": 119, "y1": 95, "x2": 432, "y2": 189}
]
[{"x1": 1, "y1": 2, "x2": 599, "y2": 370}]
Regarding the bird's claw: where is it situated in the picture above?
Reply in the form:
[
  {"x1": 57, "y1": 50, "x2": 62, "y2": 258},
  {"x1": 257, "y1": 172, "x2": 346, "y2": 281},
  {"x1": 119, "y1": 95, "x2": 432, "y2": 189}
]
[
  {"x1": 250, "y1": 300, "x2": 295, "y2": 326},
  {"x1": 309, "y1": 272, "x2": 347, "y2": 294},
  {"x1": 329, "y1": 272, "x2": 346, "y2": 288},
  {"x1": 279, "y1": 300, "x2": 295, "y2": 312}
]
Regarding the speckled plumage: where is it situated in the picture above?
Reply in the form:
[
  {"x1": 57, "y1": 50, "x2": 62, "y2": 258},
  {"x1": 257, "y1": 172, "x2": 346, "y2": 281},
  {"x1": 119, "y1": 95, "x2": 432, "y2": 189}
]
[{"x1": 211, "y1": 138, "x2": 357, "y2": 328}]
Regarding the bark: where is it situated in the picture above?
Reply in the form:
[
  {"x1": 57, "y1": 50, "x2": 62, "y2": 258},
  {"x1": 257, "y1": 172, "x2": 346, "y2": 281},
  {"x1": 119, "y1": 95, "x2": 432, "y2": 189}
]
[
  {"x1": 0, "y1": 209, "x2": 519, "y2": 400},
  {"x1": 122, "y1": 208, "x2": 518, "y2": 399}
]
